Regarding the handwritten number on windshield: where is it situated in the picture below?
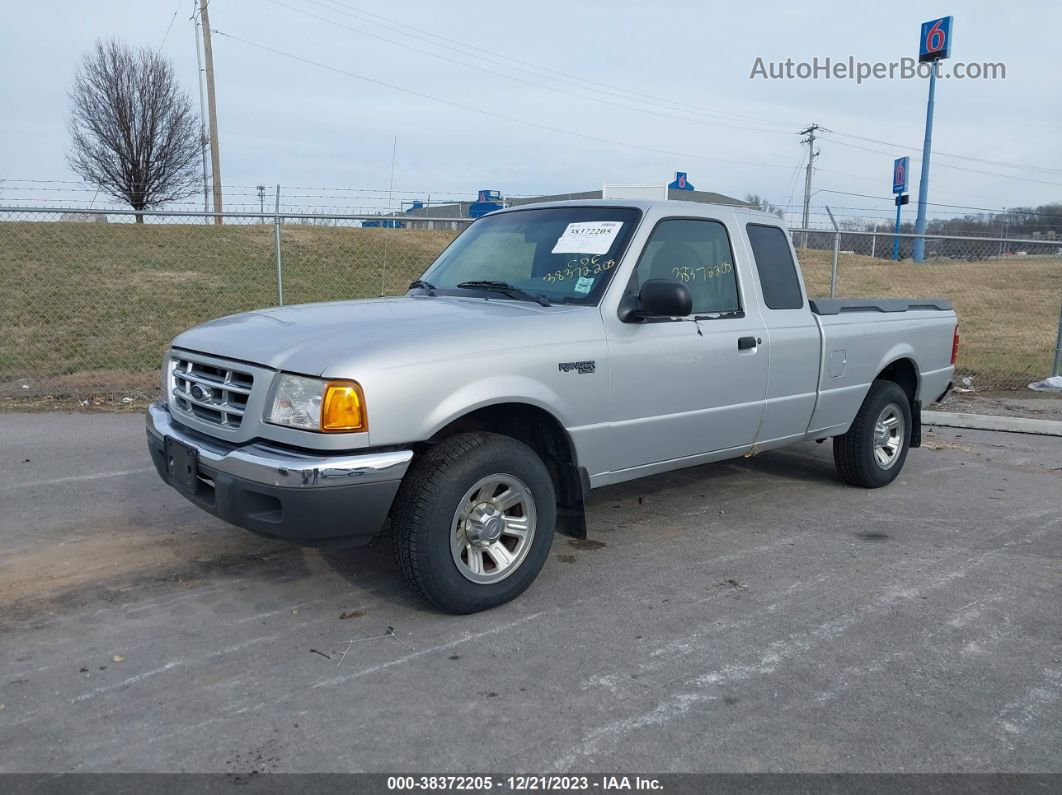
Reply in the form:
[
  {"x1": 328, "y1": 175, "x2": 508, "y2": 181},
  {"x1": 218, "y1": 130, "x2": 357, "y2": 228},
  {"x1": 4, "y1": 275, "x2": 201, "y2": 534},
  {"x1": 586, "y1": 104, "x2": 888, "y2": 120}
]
[{"x1": 542, "y1": 256, "x2": 615, "y2": 283}]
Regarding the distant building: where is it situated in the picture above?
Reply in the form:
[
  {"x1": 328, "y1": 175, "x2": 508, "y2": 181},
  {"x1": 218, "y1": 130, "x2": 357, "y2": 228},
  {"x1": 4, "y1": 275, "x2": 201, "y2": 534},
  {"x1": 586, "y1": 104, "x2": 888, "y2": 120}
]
[{"x1": 384, "y1": 172, "x2": 750, "y2": 229}]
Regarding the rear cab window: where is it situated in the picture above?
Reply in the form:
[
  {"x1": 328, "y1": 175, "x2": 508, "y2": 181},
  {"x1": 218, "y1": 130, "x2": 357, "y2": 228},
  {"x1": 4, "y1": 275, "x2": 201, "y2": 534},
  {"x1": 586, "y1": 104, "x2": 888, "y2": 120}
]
[{"x1": 746, "y1": 223, "x2": 804, "y2": 310}]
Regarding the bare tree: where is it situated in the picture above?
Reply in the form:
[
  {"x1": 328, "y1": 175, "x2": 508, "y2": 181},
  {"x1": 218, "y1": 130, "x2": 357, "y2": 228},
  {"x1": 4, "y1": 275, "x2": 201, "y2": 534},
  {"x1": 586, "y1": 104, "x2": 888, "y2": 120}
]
[
  {"x1": 743, "y1": 193, "x2": 785, "y2": 219},
  {"x1": 67, "y1": 39, "x2": 203, "y2": 222}
]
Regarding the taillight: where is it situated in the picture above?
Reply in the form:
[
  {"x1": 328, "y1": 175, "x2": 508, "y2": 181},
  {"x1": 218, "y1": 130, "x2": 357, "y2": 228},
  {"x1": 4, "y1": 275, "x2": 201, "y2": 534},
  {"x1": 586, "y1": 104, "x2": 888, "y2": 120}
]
[{"x1": 951, "y1": 324, "x2": 960, "y2": 365}]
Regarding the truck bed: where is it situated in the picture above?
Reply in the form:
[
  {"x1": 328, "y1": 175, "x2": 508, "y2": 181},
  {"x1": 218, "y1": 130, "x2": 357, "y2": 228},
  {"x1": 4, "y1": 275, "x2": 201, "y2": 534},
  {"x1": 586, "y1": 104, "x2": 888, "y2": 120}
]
[{"x1": 806, "y1": 303, "x2": 957, "y2": 439}]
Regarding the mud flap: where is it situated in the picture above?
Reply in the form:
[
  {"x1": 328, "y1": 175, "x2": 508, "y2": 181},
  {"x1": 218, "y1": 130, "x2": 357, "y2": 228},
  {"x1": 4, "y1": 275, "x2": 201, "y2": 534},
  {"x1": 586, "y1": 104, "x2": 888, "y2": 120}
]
[{"x1": 554, "y1": 466, "x2": 590, "y2": 539}]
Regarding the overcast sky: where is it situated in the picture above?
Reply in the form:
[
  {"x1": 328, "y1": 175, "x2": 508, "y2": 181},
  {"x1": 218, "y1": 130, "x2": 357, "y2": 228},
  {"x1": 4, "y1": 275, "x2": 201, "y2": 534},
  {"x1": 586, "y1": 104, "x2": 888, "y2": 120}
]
[{"x1": 1, "y1": 0, "x2": 1059, "y2": 225}]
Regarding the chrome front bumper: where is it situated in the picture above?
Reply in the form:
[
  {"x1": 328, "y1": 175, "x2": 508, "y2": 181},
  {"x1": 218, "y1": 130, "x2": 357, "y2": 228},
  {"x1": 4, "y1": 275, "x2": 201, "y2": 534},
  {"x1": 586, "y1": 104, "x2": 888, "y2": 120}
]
[
  {"x1": 146, "y1": 402, "x2": 413, "y2": 547},
  {"x1": 146, "y1": 402, "x2": 412, "y2": 489}
]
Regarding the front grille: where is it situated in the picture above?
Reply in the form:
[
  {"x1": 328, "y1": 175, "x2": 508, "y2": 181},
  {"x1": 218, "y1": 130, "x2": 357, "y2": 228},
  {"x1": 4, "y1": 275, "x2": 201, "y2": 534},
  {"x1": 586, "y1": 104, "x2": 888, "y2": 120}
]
[{"x1": 171, "y1": 355, "x2": 255, "y2": 428}]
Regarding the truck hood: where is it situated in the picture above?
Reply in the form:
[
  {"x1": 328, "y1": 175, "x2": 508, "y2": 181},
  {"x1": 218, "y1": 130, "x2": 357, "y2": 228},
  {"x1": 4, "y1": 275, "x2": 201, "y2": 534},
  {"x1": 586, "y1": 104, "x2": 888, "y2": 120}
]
[{"x1": 172, "y1": 296, "x2": 583, "y2": 374}]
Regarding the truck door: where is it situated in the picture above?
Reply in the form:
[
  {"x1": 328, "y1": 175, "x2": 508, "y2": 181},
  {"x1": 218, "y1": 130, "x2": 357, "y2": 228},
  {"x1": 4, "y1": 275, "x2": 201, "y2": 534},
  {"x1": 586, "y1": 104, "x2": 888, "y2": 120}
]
[
  {"x1": 604, "y1": 217, "x2": 769, "y2": 472},
  {"x1": 742, "y1": 223, "x2": 820, "y2": 446}
]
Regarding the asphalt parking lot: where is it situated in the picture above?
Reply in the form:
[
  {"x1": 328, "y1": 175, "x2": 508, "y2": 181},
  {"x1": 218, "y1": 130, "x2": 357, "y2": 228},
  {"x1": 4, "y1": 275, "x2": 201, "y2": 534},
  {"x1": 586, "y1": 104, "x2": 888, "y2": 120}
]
[{"x1": 1, "y1": 412, "x2": 1059, "y2": 773}]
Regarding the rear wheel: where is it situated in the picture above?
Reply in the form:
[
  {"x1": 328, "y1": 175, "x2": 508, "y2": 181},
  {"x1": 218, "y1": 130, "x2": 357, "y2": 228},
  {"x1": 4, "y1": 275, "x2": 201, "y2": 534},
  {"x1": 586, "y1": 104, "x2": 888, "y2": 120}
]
[
  {"x1": 391, "y1": 433, "x2": 556, "y2": 614},
  {"x1": 833, "y1": 380, "x2": 912, "y2": 488}
]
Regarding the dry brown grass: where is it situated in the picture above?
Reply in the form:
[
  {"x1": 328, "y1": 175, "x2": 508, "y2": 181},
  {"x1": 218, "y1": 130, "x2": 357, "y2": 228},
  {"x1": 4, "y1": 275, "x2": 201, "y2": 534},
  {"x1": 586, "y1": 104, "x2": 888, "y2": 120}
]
[
  {"x1": 797, "y1": 248, "x2": 1062, "y2": 389},
  {"x1": 0, "y1": 221, "x2": 456, "y2": 404}
]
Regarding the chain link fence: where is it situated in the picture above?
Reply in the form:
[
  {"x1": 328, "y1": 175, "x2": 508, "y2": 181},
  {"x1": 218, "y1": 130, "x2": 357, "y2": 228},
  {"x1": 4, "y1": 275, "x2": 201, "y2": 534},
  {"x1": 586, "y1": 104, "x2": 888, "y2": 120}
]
[
  {"x1": 0, "y1": 207, "x2": 468, "y2": 408},
  {"x1": 1, "y1": 207, "x2": 1059, "y2": 409},
  {"x1": 792, "y1": 227, "x2": 1062, "y2": 390}
]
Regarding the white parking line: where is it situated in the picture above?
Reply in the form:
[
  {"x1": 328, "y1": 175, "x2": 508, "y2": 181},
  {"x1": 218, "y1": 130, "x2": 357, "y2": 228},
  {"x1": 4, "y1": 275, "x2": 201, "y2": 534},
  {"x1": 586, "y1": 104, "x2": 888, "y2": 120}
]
[
  {"x1": 311, "y1": 610, "x2": 547, "y2": 688},
  {"x1": 7, "y1": 467, "x2": 155, "y2": 490},
  {"x1": 68, "y1": 635, "x2": 278, "y2": 705}
]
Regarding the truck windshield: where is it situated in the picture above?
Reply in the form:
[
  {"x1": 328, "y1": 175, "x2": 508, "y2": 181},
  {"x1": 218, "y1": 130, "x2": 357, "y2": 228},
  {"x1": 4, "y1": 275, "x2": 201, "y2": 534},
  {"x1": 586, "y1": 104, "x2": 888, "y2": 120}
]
[{"x1": 418, "y1": 206, "x2": 642, "y2": 305}]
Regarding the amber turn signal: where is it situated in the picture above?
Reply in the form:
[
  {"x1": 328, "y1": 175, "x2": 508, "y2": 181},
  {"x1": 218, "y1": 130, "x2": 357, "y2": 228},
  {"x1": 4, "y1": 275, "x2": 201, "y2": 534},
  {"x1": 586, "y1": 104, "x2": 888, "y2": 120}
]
[{"x1": 321, "y1": 381, "x2": 366, "y2": 432}]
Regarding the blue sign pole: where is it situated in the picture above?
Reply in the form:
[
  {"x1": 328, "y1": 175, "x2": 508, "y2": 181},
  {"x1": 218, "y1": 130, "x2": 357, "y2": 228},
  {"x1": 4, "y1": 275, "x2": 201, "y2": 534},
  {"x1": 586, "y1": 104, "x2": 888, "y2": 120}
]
[
  {"x1": 912, "y1": 66, "x2": 936, "y2": 262},
  {"x1": 893, "y1": 200, "x2": 903, "y2": 261},
  {"x1": 912, "y1": 16, "x2": 951, "y2": 263},
  {"x1": 892, "y1": 156, "x2": 909, "y2": 261}
]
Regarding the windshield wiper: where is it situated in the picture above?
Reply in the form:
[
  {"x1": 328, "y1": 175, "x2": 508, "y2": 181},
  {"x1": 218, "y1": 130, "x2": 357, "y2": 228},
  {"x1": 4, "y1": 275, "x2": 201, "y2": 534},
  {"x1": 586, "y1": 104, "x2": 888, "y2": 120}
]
[
  {"x1": 456, "y1": 280, "x2": 551, "y2": 307},
  {"x1": 408, "y1": 279, "x2": 437, "y2": 296}
]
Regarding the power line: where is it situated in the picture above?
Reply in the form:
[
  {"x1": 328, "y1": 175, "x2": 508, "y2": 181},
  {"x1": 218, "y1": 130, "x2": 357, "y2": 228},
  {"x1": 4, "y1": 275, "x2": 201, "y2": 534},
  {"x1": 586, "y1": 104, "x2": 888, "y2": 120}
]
[
  {"x1": 12, "y1": 182, "x2": 1062, "y2": 218},
  {"x1": 238, "y1": 5, "x2": 1061, "y2": 199},
  {"x1": 807, "y1": 168, "x2": 1037, "y2": 211},
  {"x1": 781, "y1": 149, "x2": 807, "y2": 226},
  {"x1": 307, "y1": 0, "x2": 801, "y2": 132},
  {"x1": 825, "y1": 129, "x2": 1062, "y2": 176},
  {"x1": 783, "y1": 150, "x2": 806, "y2": 207},
  {"x1": 312, "y1": 0, "x2": 1060, "y2": 181},
  {"x1": 210, "y1": 28, "x2": 799, "y2": 172},
  {"x1": 265, "y1": 0, "x2": 793, "y2": 138},
  {"x1": 821, "y1": 134, "x2": 1062, "y2": 187},
  {"x1": 159, "y1": 0, "x2": 183, "y2": 49},
  {"x1": 0, "y1": 179, "x2": 543, "y2": 198},
  {"x1": 11, "y1": 179, "x2": 1061, "y2": 219},
  {"x1": 809, "y1": 189, "x2": 1062, "y2": 220}
]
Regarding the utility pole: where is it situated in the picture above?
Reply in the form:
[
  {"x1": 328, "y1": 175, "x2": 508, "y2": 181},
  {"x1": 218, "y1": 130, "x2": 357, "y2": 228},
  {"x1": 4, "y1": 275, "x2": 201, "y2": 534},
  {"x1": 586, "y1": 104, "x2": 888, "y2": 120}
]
[
  {"x1": 257, "y1": 185, "x2": 266, "y2": 219},
  {"x1": 999, "y1": 208, "x2": 1008, "y2": 257},
  {"x1": 192, "y1": 12, "x2": 209, "y2": 217},
  {"x1": 799, "y1": 124, "x2": 820, "y2": 248},
  {"x1": 199, "y1": 0, "x2": 223, "y2": 224}
]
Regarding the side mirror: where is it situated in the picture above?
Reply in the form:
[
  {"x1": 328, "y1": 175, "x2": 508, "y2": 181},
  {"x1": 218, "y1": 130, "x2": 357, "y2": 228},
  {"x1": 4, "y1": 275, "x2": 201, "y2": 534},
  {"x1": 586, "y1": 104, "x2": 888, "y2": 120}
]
[{"x1": 618, "y1": 279, "x2": 693, "y2": 322}]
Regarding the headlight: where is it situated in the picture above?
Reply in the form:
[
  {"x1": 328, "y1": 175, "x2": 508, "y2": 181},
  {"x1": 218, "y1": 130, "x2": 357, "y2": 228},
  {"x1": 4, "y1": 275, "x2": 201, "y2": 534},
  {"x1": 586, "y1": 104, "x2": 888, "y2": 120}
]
[{"x1": 266, "y1": 374, "x2": 366, "y2": 433}]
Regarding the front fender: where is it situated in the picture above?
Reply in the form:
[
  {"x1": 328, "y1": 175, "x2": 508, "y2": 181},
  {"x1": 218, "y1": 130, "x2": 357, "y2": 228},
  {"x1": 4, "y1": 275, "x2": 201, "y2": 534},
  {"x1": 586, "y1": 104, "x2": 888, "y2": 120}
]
[{"x1": 421, "y1": 375, "x2": 573, "y2": 440}]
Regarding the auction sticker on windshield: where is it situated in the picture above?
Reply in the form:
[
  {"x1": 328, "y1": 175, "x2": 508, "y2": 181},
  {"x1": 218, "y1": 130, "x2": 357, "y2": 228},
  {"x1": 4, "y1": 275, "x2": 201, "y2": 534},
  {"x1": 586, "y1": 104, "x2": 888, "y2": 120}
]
[
  {"x1": 574, "y1": 276, "x2": 594, "y2": 294},
  {"x1": 551, "y1": 221, "x2": 624, "y2": 255}
]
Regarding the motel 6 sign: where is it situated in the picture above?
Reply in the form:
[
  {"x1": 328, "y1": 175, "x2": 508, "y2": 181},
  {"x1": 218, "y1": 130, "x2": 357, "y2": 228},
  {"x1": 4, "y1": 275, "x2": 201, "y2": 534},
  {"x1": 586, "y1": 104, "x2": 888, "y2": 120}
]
[
  {"x1": 892, "y1": 157, "x2": 910, "y2": 194},
  {"x1": 668, "y1": 171, "x2": 695, "y2": 191},
  {"x1": 919, "y1": 16, "x2": 953, "y2": 63}
]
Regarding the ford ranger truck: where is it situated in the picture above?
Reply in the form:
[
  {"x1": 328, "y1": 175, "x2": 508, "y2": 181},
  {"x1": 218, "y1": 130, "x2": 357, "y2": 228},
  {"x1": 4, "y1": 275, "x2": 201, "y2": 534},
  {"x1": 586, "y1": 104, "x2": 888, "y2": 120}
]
[{"x1": 147, "y1": 200, "x2": 957, "y2": 613}]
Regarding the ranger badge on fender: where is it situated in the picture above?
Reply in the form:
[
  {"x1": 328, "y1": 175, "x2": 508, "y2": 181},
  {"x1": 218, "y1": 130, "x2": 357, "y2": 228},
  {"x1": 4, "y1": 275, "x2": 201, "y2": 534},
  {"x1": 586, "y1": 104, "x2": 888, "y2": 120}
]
[{"x1": 558, "y1": 361, "x2": 596, "y2": 374}]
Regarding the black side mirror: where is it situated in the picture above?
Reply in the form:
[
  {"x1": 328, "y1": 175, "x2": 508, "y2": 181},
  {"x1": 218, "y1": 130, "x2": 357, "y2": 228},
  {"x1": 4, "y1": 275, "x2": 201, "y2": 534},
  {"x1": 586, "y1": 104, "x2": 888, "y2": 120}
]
[{"x1": 618, "y1": 279, "x2": 693, "y2": 322}]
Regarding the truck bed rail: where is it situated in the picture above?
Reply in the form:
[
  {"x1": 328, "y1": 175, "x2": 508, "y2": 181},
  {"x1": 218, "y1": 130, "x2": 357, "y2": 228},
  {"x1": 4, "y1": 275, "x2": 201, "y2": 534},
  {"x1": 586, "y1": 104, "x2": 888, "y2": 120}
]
[{"x1": 810, "y1": 298, "x2": 954, "y2": 315}]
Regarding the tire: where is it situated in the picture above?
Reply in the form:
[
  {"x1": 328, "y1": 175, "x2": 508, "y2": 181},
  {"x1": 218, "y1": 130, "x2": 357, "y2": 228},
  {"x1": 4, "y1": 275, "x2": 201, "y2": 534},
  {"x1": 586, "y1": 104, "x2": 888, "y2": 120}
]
[
  {"x1": 833, "y1": 380, "x2": 912, "y2": 488},
  {"x1": 390, "y1": 432, "x2": 556, "y2": 614}
]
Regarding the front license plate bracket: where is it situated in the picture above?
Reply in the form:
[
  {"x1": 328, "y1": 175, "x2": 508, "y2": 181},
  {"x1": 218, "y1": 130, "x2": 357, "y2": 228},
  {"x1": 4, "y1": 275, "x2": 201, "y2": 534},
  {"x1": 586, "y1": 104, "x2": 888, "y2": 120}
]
[{"x1": 166, "y1": 437, "x2": 198, "y2": 493}]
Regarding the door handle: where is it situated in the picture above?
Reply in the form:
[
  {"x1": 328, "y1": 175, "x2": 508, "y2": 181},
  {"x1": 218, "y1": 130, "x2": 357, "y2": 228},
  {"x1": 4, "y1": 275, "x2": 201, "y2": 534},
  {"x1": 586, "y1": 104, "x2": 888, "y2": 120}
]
[{"x1": 738, "y1": 336, "x2": 759, "y2": 351}]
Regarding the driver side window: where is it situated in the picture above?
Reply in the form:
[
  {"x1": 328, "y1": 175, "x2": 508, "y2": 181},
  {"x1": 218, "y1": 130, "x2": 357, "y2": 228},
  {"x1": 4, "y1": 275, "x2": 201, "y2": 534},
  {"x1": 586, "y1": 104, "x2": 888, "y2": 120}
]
[{"x1": 633, "y1": 218, "x2": 741, "y2": 315}]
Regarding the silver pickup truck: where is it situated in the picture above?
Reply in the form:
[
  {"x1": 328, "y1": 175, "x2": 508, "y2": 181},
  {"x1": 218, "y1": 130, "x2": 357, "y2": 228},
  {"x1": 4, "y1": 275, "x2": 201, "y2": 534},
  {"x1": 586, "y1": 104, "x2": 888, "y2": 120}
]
[{"x1": 147, "y1": 199, "x2": 957, "y2": 613}]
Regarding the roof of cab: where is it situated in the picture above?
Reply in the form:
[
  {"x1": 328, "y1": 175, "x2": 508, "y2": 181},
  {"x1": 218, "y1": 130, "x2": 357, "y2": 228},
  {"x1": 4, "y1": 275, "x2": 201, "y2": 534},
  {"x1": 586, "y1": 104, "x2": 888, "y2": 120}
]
[{"x1": 491, "y1": 197, "x2": 784, "y2": 223}]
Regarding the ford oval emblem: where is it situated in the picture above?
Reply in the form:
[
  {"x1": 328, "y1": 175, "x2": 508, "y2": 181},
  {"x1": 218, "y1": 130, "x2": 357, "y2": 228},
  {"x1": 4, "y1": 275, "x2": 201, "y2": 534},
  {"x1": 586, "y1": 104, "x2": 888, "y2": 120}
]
[{"x1": 189, "y1": 383, "x2": 210, "y2": 402}]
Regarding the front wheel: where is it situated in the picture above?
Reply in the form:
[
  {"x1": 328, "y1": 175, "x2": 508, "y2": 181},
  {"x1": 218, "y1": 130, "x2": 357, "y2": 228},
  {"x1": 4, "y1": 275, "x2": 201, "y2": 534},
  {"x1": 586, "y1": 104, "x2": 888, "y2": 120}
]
[
  {"x1": 390, "y1": 433, "x2": 556, "y2": 614},
  {"x1": 833, "y1": 380, "x2": 912, "y2": 488}
]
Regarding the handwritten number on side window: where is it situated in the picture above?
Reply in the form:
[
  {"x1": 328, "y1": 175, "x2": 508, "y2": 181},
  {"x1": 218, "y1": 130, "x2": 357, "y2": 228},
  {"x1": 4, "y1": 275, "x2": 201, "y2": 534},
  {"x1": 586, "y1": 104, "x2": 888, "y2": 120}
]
[{"x1": 671, "y1": 262, "x2": 732, "y2": 282}]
